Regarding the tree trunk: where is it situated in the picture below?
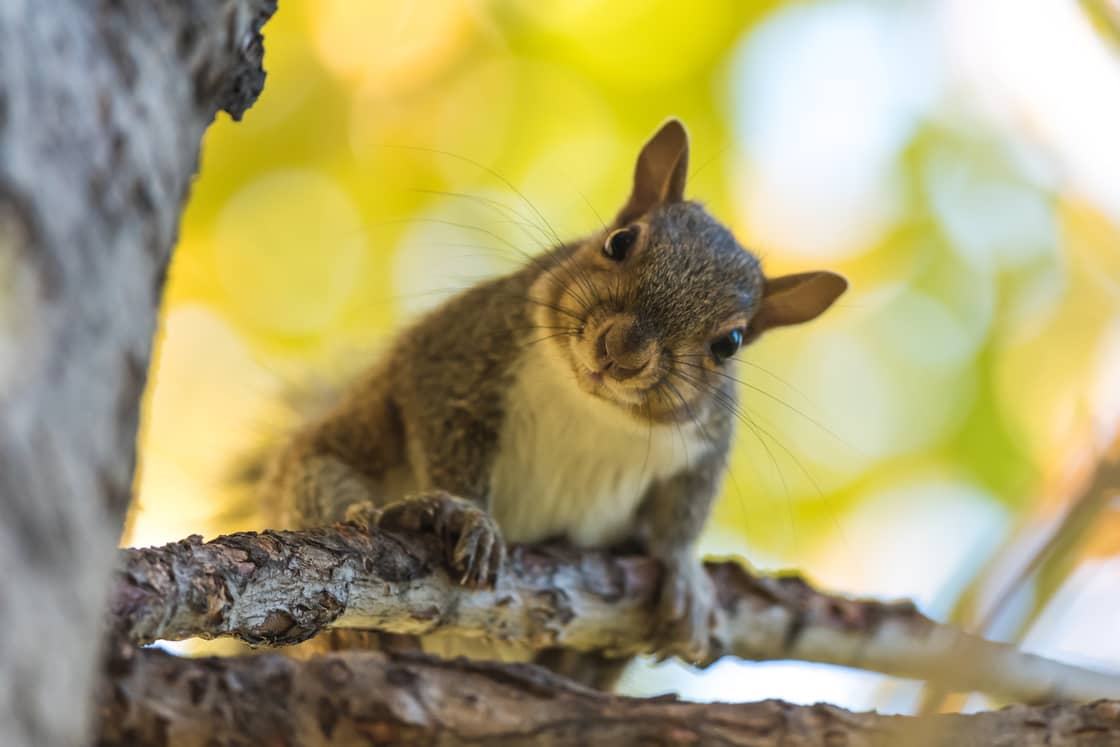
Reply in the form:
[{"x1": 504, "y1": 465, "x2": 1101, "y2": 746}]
[{"x1": 0, "y1": 1, "x2": 274, "y2": 744}]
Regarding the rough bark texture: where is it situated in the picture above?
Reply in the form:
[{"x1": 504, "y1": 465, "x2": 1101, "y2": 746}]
[
  {"x1": 113, "y1": 524, "x2": 1120, "y2": 703},
  {"x1": 97, "y1": 644, "x2": 1120, "y2": 747},
  {"x1": 0, "y1": 2, "x2": 274, "y2": 744}
]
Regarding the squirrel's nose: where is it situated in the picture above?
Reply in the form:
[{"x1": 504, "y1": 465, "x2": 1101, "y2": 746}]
[{"x1": 597, "y1": 317, "x2": 657, "y2": 380}]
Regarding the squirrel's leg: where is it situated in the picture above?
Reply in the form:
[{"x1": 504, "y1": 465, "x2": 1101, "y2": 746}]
[
  {"x1": 269, "y1": 397, "x2": 505, "y2": 591},
  {"x1": 635, "y1": 456, "x2": 725, "y2": 666},
  {"x1": 532, "y1": 460, "x2": 724, "y2": 691},
  {"x1": 272, "y1": 444, "x2": 504, "y2": 589},
  {"x1": 272, "y1": 449, "x2": 384, "y2": 528},
  {"x1": 356, "y1": 402, "x2": 508, "y2": 589}
]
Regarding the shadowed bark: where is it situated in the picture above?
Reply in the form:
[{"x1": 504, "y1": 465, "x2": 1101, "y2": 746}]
[
  {"x1": 97, "y1": 644, "x2": 1120, "y2": 747},
  {"x1": 113, "y1": 524, "x2": 1120, "y2": 703},
  {"x1": 0, "y1": 1, "x2": 275, "y2": 744}
]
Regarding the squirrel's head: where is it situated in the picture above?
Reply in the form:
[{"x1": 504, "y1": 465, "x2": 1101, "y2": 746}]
[{"x1": 529, "y1": 119, "x2": 847, "y2": 423}]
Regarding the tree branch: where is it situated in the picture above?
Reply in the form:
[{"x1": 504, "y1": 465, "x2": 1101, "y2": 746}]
[
  {"x1": 113, "y1": 524, "x2": 1120, "y2": 703},
  {"x1": 96, "y1": 644, "x2": 1120, "y2": 747}
]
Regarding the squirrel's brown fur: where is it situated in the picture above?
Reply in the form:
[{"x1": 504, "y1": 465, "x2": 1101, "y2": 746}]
[{"x1": 251, "y1": 119, "x2": 847, "y2": 689}]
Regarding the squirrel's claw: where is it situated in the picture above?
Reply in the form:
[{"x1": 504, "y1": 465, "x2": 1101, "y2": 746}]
[
  {"x1": 651, "y1": 558, "x2": 714, "y2": 666},
  {"x1": 378, "y1": 490, "x2": 505, "y2": 590},
  {"x1": 452, "y1": 507, "x2": 504, "y2": 589},
  {"x1": 342, "y1": 501, "x2": 383, "y2": 527},
  {"x1": 460, "y1": 520, "x2": 496, "y2": 587}
]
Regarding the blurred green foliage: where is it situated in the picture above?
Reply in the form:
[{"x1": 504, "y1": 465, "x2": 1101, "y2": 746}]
[{"x1": 133, "y1": 0, "x2": 1120, "y2": 710}]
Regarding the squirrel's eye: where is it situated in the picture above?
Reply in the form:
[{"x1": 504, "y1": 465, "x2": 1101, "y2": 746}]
[
  {"x1": 710, "y1": 329, "x2": 743, "y2": 364},
  {"x1": 603, "y1": 226, "x2": 637, "y2": 261}
]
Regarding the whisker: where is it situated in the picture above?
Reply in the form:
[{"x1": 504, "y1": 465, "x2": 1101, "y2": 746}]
[
  {"x1": 379, "y1": 143, "x2": 567, "y2": 249},
  {"x1": 639, "y1": 398, "x2": 654, "y2": 483},
  {"x1": 676, "y1": 352, "x2": 818, "y2": 406},
  {"x1": 501, "y1": 241, "x2": 603, "y2": 324},
  {"x1": 574, "y1": 185, "x2": 607, "y2": 232},
  {"x1": 411, "y1": 188, "x2": 554, "y2": 250},
  {"x1": 689, "y1": 143, "x2": 730, "y2": 182},
  {"x1": 489, "y1": 292, "x2": 585, "y2": 324},
  {"x1": 671, "y1": 365, "x2": 854, "y2": 559},
  {"x1": 669, "y1": 368, "x2": 794, "y2": 501},
  {"x1": 524, "y1": 330, "x2": 579, "y2": 348},
  {"x1": 404, "y1": 217, "x2": 596, "y2": 315},
  {"x1": 408, "y1": 189, "x2": 606, "y2": 318},
  {"x1": 675, "y1": 359, "x2": 848, "y2": 448},
  {"x1": 392, "y1": 279, "x2": 589, "y2": 327},
  {"x1": 661, "y1": 378, "x2": 695, "y2": 474},
  {"x1": 656, "y1": 373, "x2": 752, "y2": 537}
]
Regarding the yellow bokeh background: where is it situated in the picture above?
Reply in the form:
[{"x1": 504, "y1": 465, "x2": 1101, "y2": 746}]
[{"x1": 131, "y1": 0, "x2": 1120, "y2": 711}]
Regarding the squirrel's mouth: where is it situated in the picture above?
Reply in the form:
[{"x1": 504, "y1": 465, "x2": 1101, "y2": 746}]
[
  {"x1": 571, "y1": 356, "x2": 664, "y2": 408},
  {"x1": 528, "y1": 299, "x2": 701, "y2": 423},
  {"x1": 572, "y1": 360, "x2": 704, "y2": 425},
  {"x1": 548, "y1": 333, "x2": 704, "y2": 425}
]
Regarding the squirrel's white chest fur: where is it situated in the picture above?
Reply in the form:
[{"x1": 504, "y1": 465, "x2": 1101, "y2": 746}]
[{"x1": 488, "y1": 348, "x2": 706, "y2": 548}]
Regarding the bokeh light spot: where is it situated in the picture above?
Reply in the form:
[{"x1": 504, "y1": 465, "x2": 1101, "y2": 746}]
[
  {"x1": 811, "y1": 475, "x2": 1008, "y2": 614},
  {"x1": 729, "y1": 1, "x2": 940, "y2": 261},
  {"x1": 313, "y1": 0, "x2": 472, "y2": 94},
  {"x1": 214, "y1": 170, "x2": 365, "y2": 337},
  {"x1": 390, "y1": 192, "x2": 515, "y2": 318},
  {"x1": 133, "y1": 306, "x2": 281, "y2": 545}
]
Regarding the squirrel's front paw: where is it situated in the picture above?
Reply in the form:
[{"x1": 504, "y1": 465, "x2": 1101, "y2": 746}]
[
  {"x1": 652, "y1": 558, "x2": 714, "y2": 666},
  {"x1": 377, "y1": 490, "x2": 505, "y2": 590},
  {"x1": 342, "y1": 500, "x2": 382, "y2": 526}
]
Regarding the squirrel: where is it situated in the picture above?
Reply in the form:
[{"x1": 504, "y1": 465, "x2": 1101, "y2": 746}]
[{"x1": 250, "y1": 118, "x2": 847, "y2": 689}]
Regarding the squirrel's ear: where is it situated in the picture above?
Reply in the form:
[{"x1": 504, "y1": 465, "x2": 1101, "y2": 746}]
[
  {"x1": 616, "y1": 118, "x2": 690, "y2": 224},
  {"x1": 749, "y1": 271, "x2": 847, "y2": 338}
]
